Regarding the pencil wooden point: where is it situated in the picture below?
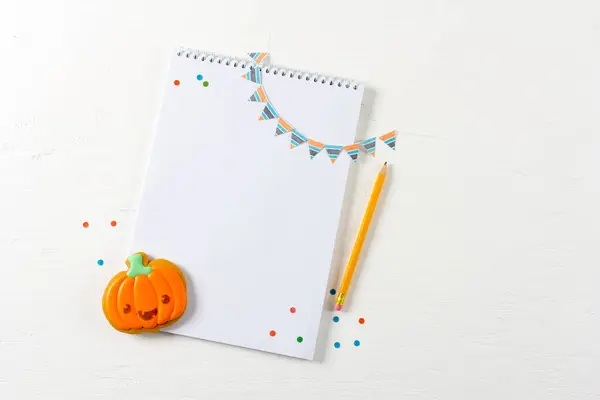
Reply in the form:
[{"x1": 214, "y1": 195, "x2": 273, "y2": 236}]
[{"x1": 380, "y1": 162, "x2": 388, "y2": 175}]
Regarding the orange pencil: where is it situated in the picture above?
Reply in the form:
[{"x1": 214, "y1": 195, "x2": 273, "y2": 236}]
[{"x1": 335, "y1": 162, "x2": 388, "y2": 311}]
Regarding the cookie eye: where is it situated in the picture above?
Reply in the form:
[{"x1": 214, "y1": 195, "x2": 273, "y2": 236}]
[
  {"x1": 161, "y1": 295, "x2": 170, "y2": 304},
  {"x1": 123, "y1": 304, "x2": 131, "y2": 314}
]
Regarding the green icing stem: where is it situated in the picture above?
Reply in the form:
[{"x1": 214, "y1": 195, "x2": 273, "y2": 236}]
[{"x1": 127, "y1": 253, "x2": 152, "y2": 277}]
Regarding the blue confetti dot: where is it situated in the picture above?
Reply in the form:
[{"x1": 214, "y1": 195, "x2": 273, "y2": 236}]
[
  {"x1": 334, "y1": 342, "x2": 340, "y2": 348},
  {"x1": 196, "y1": 74, "x2": 203, "y2": 80},
  {"x1": 354, "y1": 340, "x2": 360, "y2": 347},
  {"x1": 329, "y1": 288, "x2": 336, "y2": 295},
  {"x1": 97, "y1": 259, "x2": 104, "y2": 266},
  {"x1": 333, "y1": 316, "x2": 339, "y2": 323}
]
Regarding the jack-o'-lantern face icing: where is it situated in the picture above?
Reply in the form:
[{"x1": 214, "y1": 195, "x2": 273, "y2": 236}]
[
  {"x1": 102, "y1": 252, "x2": 187, "y2": 333},
  {"x1": 138, "y1": 308, "x2": 158, "y2": 321}
]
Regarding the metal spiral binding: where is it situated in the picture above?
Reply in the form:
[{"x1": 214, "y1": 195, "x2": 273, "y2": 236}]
[{"x1": 176, "y1": 47, "x2": 359, "y2": 90}]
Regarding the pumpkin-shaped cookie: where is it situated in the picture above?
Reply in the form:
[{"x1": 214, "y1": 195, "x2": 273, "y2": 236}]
[{"x1": 102, "y1": 252, "x2": 187, "y2": 333}]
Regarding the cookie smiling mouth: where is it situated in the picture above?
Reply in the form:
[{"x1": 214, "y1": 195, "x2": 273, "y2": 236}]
[{"x1": 137, "y1": 308, "x2": 158, "y2": 321}]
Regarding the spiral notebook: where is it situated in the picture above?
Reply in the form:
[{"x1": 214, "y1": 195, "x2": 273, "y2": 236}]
[{"x1": 131, "y1": 48, "x2": 364, "y2": 360}]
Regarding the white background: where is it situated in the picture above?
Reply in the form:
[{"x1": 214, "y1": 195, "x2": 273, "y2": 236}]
[{"x1": 0, "y1": 0, "x2": 598, "y2": 399}]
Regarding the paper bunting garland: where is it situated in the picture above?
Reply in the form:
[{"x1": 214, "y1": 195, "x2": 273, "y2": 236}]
[
  {"x1": 325, "y1": 145, "x2": 343, "y2": 164},
  {"x1": 241, "y1": 66, "x2": 262, "y2": 84},
  {"x1": 242, "y1": 66, "x2": 396, "y2": 163},
  {"x1": 275, "y1": 118, "x2": 293, "y2": 136},
  {"x1": 379, "y1": 131, "x2": 397, "y2": 150},
  {"x1": 290, "y1": 129, "x2": 308, "y2": 149},
  {"x1": 259, "y1": 102, "x2": 279, "y2": 120},
  {"x1": 248, "y1": 87, "x2": 268, "y2": 102},
  {"x1": 360, "y1": 137, "x2": 377, "y2": 157},
  {"x1": 343, "y1": 143, "x2": 360, "y2": 162},
  {"x1": 248, "y1": 52, "x2": 269, "y2": 64},
  {"x1": 308, "y1": 140, "x2": 324, "y2": 159}
]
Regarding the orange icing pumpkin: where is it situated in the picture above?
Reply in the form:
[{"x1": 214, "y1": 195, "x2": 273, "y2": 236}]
[{"x1": 102, "y1": 252, "x2": 187, "y2": 333}]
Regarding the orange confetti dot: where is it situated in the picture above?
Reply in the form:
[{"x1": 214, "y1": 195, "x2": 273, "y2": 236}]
[
  {"x1": 290, "y1": 307, "x2": 296, "y2": 314},
  {"x1": 82, "y1": 222, "x2": 89, "y2": 228},
  {"x1": 358, "y1": 318, "x2": 365, "y2": 324},
  {"x1": 174, "y1": 80, "x2": 180, "y2": 86},
  {"x1": 269, "y1": 330, "x2": 276, "y2": 337},
  {"x1": 110, "y1": 220, "x2": 117, "y2": 227}
]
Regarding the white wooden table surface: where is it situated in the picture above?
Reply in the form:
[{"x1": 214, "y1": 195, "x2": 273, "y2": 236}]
[{"x1": 1, "y1": 0, "x2": 598, "y2": 399}]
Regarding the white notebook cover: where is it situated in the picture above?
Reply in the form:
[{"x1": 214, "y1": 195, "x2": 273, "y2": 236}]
[{"x1": 131, "y1": 49, "x2": 364, "y2": 360}]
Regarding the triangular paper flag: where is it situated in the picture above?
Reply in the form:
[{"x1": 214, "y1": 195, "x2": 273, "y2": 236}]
[
  {"x1": 259, "y1": 102, "x2": 279, "y2": 120},
  {"x1": 343, "y1": 143, "x2": 360, "y2": 163},
  {"x1": 241, "y1": 66, "x2": 262, "y2": 84},
  {"x1": 290, "y1": 130, "x2": 308, "y2": 149},
  {"x1": 248, "y1": 52, "x2": 269, "y2": 64},
  {"x1": 308, "y1": 139, "x2": 324, "y2": 159},
  {"x1": 379, "y1": 131, "x2": 397, "y2": 151},
  {"x1": 325, "y1": 145, "x2": 343, "y2": 164},
  {"x1": 360, "y1": 137, "x2": 377, "y2": 157},
  {"x1": 275, "y1": 118, "x2": 293, "y2": 136},
  {"x1": 248, "y1": 86, "x2": 268, "y2": 102}
]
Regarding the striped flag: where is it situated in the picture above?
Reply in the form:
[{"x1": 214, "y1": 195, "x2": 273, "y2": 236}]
[
  {"x1": 360, "y1": 137, "x2": 376, "y2": 157},
  {"x1": 259, "y1": 102, "x2": 279, "y2": 120},
  {"x1": 290, "y1": 129, "x2": 308, "y2": 149},
  {"x1": 247, "y1": 52, "x2": 269, "y2": 64},
  {"x1": 308, "y1": 139, "x2": 324, "y2": 159},
  {"x1": 275, "y1": 118, "x2": 293, "y2": 136},
  {"x1": 248, "y1": 86, "x2": 268, "y2": 102},
  {"x1": 241, "y1": 66, "x2": 262, "y2": 84},
  {"x1": 343, "y1": 143, "x2": 360, "y2": 162},
  {"x1": 379, "y1": 131, "x2": 397, "y2": 150},
  {"x1": 325, "y1": 145, "x2": 344, "y2": 164}
]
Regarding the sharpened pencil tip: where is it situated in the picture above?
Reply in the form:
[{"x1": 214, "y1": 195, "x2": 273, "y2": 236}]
[{"x1": 381, "y1": 161, "x2": 388, "y2": 175}]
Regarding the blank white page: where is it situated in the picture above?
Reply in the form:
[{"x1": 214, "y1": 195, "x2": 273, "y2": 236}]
[{"x1": 131, "y1": 50, "x2": 364, "y2": 360}]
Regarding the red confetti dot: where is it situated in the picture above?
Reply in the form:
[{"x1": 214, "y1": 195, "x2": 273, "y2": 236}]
[
  {"x1": 82, "y1": 222, "x2": 89, "y2": 228},
  {"x1": 174, "y1": 80, "x2": 180, "y2": 86},
  {"x1": 110, "y1": 220, "x2": 117, "y2": 227},
  {"x1": 269, "y1": 330, "x2": 276, "y2": 337},
  {"x1": 358, "y1": 318, "x2": 365, "y2": 324},
  {"x1": 290, "y1": 307, "x2": 296, "y2": 314}
]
